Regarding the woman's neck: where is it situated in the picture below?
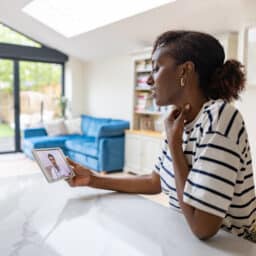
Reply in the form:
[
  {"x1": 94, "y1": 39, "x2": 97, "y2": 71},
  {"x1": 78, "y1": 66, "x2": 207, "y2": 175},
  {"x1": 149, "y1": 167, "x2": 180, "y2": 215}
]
[{"x1": 184, "y1": 95, "x2": 209, "y2": 123}]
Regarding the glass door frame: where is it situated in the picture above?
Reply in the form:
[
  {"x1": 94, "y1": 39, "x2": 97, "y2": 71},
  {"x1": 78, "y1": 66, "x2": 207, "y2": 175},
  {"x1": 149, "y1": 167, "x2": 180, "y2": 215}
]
[{"x1": 14, "y1": 60, "x2": 21, "y2": 153}]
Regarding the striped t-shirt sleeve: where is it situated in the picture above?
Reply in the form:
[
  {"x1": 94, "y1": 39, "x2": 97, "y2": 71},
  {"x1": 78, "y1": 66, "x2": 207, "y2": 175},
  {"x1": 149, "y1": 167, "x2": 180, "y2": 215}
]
[{"x1": 183, "y1": 132, "x2": 240, "y2": 218}]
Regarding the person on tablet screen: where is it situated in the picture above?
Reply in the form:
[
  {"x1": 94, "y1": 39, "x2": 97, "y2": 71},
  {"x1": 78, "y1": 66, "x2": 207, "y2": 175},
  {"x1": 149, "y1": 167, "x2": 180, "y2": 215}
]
[{"x1": 46, "y1": 153, "x2": 71, "y2": 180}]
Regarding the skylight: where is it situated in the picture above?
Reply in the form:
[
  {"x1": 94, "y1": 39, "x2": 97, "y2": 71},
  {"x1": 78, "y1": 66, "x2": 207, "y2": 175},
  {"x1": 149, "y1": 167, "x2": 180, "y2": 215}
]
[{"x1": 22, "y1": 0, "x2": 176, "y2": 38}]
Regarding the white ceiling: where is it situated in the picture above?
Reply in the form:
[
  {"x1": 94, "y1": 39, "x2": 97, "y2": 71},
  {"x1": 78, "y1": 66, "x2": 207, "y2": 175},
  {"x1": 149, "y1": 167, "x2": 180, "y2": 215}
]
[{"x1": 0, "y1": 0, "x2": 256, "y2": 61}]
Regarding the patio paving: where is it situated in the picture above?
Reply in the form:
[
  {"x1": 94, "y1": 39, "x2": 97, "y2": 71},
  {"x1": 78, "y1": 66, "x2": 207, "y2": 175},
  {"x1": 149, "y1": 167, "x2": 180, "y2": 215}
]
[{"x1": 0, "y1": 137, "x2": 15, "y2": 152}]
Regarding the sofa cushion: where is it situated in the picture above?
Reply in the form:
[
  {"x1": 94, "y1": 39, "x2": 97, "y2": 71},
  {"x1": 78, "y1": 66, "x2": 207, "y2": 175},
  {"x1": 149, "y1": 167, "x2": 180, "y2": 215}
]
[
  {"x1": 64, "y1": 117, "x2": 82, "y2": 134},
  {"x1": 81, "y1": 115, "x2": 111, "y2": 137},
  {"x1": 44, "y1": 119, "x2": 68, "y2": 136},
  {"x1": 23, "y1": 134, "x2": 81, "y2": 151},
  {"x1": 65, "y1": 137, "x2": 98, "y2": 158}
]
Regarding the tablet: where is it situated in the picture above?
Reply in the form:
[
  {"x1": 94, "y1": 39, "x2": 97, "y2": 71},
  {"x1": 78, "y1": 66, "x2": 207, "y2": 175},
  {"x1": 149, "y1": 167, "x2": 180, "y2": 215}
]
[{"x1": 32, "y1": 147, "x2": 75, "y2": 183}]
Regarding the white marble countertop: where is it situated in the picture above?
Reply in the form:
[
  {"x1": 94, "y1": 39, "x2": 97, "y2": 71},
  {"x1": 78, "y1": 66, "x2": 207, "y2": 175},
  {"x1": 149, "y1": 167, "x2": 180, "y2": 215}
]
[{"x1": 0, "y1": 173, "x2": 255, "y2": 256}]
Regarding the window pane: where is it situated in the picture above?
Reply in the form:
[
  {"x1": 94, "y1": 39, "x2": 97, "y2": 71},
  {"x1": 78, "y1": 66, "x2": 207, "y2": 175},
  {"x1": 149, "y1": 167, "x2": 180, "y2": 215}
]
[
  {"x1": 19, "y1": 61, "x2": 62, "y2": 128},
  {"x1": 0, "y1": 23, "x2": 41, "y2": 47}
]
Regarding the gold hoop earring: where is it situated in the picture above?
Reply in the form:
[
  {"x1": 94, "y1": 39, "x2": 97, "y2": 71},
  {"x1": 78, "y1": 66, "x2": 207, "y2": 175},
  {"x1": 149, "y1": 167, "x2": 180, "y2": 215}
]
[{"x1": 180, "y1": 77, "x2": 185, "y2": 87}]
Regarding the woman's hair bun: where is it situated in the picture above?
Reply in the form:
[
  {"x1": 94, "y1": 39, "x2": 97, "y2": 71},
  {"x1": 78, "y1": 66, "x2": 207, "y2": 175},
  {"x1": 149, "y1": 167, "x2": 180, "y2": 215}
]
[{"x1": 210, "y1": 59, "x2": 246, "y2": 102}]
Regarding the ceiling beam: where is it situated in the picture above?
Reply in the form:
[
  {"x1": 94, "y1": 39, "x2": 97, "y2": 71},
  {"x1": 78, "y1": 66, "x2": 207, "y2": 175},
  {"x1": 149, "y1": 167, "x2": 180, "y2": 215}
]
[{"x1": 0, "y1": 43, "x2": 68, "y2": 63}]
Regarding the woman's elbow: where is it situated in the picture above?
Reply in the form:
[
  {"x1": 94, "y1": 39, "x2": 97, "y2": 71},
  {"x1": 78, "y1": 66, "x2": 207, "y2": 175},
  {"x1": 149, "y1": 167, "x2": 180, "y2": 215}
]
[
  {"x1": 195, "y1": 232, "x2": 216, "y2": 241},
  {"x1": 148, "y1": 186, "x2": 162, "y2": 194},
  {"x1": 192, "y1": 226, "x2": 219, "y2": 241},
  {"x1": 189, "y1": 211, "x2": 222, "y2": 241}
]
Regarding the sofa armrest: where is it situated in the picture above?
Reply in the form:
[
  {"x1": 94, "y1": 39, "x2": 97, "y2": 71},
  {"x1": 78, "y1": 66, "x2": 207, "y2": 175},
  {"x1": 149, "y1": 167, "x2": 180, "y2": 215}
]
[
  {"x1": 23, "y1": 127, "x2": 47, "y2": 138},
  {"x1": 96, "y1": 121, "x2": 130, "y2": 138},
  {"x1": 98, "y1": 137, "x2": 125, "y2": 171}
]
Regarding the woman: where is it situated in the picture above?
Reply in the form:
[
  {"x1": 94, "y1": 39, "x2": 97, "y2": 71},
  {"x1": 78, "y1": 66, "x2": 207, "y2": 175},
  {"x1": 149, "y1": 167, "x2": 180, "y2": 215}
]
[{"x1": 66, "y1": 31, "x2": 256, "y2": 242}]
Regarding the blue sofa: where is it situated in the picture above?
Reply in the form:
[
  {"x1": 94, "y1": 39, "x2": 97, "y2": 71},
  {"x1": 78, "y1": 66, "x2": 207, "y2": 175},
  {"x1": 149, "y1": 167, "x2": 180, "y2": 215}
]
[{"x1": 22, "y1": 115, "x2": 130, "y2": 173}]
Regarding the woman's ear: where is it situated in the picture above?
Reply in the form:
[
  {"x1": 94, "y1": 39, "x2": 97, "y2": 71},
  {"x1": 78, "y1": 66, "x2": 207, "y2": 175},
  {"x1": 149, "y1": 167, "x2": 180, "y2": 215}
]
[
  {"x1": 178, "y1": 64, "x2": 186, "y2": 77},
  {"x1": 178, "y1": 61, "x2": 195, "y2": 81},
  {"x1": 184, "y1": 61, "x2": 195, "y2": 74}
]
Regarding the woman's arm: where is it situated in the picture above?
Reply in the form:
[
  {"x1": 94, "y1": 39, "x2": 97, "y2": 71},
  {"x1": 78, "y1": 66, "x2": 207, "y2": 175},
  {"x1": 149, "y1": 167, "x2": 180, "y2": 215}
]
[
  {"x1": 90, "y1": 171, "x2": 161, "y2": 194},
  {"x1": 66, "y1": 158, "x2": 161, "y2": 195}
]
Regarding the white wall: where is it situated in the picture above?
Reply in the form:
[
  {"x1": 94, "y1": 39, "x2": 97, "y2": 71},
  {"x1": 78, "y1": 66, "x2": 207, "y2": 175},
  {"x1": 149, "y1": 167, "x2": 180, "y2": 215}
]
[
  {"x1": 65, "y1": 57, "x2": 85, "y2": 118},
  {"x1": 83, "y1": 56, "x2": 134, "y2": 121},
  {"x1": 235, "y1": 26, "x2": 256, "y2": 168},
  {"x1": 236, "y1": 89, "x2": 256, "y2": 166}
]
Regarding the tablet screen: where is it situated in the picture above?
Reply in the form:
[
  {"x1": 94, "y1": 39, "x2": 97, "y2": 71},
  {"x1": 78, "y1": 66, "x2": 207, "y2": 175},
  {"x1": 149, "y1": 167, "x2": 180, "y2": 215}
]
[{"x1": 32, "y1": 148, "x2": 74, "y2": 183}]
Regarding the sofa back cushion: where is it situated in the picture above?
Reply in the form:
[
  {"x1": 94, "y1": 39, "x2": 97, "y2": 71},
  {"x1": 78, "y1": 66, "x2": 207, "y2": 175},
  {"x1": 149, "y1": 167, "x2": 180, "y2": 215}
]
[
  {"x1": 81, "y1": 115, "x2": 91, "y2": 134},
  {"x1": 44, "y1": 119, "x2": 67, "y2": 137},
  {"x1": 81, "y1": 115, "x2": 111, "y2": 137},
  {"x1": 64, "y1": 117, "x2": 82, "y2": 134}
]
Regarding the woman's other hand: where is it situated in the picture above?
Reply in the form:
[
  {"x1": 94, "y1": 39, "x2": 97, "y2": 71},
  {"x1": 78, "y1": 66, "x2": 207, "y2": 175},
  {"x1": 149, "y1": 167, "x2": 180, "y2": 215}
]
[
  {"x1": 164, "y1": 104, "x2": 191, "y2": 151},
  {"x1": 66, "y1": 158, "x2": 95, "y2": 187}
]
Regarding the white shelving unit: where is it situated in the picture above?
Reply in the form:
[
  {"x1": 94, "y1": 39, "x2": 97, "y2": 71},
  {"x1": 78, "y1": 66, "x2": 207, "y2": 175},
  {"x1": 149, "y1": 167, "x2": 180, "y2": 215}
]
[{"x1": 124, "y1": 48, "x2": 166, "y2": 175}]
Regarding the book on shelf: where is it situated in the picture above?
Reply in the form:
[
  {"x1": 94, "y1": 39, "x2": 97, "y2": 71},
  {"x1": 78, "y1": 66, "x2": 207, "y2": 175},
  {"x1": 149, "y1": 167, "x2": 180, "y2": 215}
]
[
  {"x1": 152, "y1": 98, "x2": 160, "y2": 112},
  {"x1": 135, "y1": 92, "x2": 169, "y2": 113},
  {"x1": 135, "y1": 92, "x2": 173, "y2": 114},
  {"x1": 136, "y1": 74, "x2": 150, "y2": 89},
  {"x1": 135, "y1": 60, "x2": 152, "y2": 72},
  {"x1": 135, "y1": 92, "x2": 154, "y2": 112},
  {"x1": 139, "y1": 115, "x2": 154, "y2": 131},
  {"x1": 135, "y1": 87, "x2": 151, "y2": 91}
]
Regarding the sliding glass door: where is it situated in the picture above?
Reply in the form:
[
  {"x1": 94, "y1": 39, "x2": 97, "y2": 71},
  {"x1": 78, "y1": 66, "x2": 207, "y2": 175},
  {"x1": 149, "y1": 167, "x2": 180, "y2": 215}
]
[
  {"x1": 0, "y1": 59, "x2": 63, "y2": 153},
  {"x1": 0, "y1": 58, "x2": 15, "y2": 152},
  {"x1": 19, "y1": 61, "x2": 63, "y2": 129}
]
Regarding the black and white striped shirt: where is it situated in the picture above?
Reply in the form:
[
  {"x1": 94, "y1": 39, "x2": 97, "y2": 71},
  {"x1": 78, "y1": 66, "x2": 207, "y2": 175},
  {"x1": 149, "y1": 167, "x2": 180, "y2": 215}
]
[{"x1": 155, "y1": 99, "x2": 256, "y2": 239}]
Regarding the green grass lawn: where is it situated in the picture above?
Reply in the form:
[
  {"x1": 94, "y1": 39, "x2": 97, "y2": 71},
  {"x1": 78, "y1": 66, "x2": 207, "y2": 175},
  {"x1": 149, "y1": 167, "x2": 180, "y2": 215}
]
[{"x1": 0, "y1": 123, "x2": 14, "y2": 138}]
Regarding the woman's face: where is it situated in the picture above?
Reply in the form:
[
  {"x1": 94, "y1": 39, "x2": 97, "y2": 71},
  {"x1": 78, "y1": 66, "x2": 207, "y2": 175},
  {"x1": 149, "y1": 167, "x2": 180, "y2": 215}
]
[{"x1": 147, "y1": 46, "x2": 184, "y2": 106}]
